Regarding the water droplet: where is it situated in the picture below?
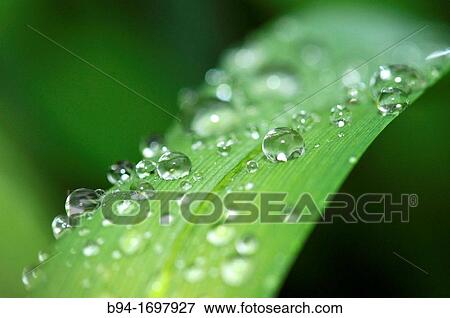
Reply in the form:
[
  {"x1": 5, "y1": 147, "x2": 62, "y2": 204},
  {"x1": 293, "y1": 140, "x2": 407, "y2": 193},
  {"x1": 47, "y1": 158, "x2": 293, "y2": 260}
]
[
  {"x1": 377, "y1": 87, "x2": 409, "y2": 115},
  {"x1": 216, "y1": 83, "x2": 233, "y2": 102},
  {"x1": 193, "y1": 171, "x2": 203, "y2": 182},
  {"x1": 190, "y1": 99, "x2": 239, "y2": 138},
  {"x1": 157, "y1": 151, "x2": 191, "y2": 181},
  {"x1": 180, "y1": 180, "x2": 192, "y2": 191},
  {"x1": 51, "y1": 215, "x2": 70, "y2": 239},
  {"x1": 246, "y1": 160, "x2": 259, "y2": 173},
  {"x1": 183, "y1": 265, "x2": 205, "y2": 283},
  {"x1": 337, "y1": 132, "x2": 344, "y2": 138},
  {"x1": 107, "y1": 160, "x2": 134, "y2": 184},
  {"x1": 22, "y1": 266, "x2": 43, "y2": 290},
  {"x1": 82, "y1": 241, "x2": 100, "y2": 257},
  {"x1": 135, "y1": 159, "x2": 157, "y2": 179},
  {"x1": 140, "y1": 135, "x2": 168, "y2": 159},
  {"x1": 191, "y1": 138, "x2": 205, "y2": 151},
  {"x1": 252, "y1": 66, "x2": 301, "y2": 99},
  {"x1": 206, "y1": 225, "x2": 235, "y2": 246},
  {"x1": 330, "y1": 104, "x2": 351, "y2": 128},
  {"x1": 245, "y1": 125, "x2": 260, "y2": 140},
  {"x1": 369, "y1": 64, "x2": 425, "y2": 98},
  {"x1": 113, "y1": 200, "x2": 140, "y2": 216},
  {"x1": 349, "y1": 156, "x2": 357, "y2": 164},
  {"x1": 425, "y1": 48, "x2": 450, "y2": 79},
  {"x1": 314, "y1": 143, "x2": 320, "y2": 148},
  {"x1": 262, "y1": 127, "x2": 305, "y2": 163},
  {"x1": 345, "y1": 82, "x2": 367, "y2": 104},
  {"x1": 112, "y1": 250, "x2": 122, "y2": 260},
  {"x1": 220, "y1": 257, "x2": 252, "y2": 287},
  {"x1": 78, "y1": 227, "x2": 90, "y2": 237},
  {"x1": 291, "y1": 110, "x2": 317, "y2": 132},
  {"x1": 119, "y1": 231, "x2": 144, "y2": 255},
  {"x1": 235, "y1": 235, "x2": 259, "y2": 255},
  {"x1": 65, "y1": 188, "x2": 101, "y2": 218},
  {"x1": 37, "y1": 250, "x2": 50, "y2": 263},
  {"x1": 217, "y1": 139, "x2": 233, "y2": 157},
  {"x1": 244, "y1": 182, "x2": 254, "y2": 190}
]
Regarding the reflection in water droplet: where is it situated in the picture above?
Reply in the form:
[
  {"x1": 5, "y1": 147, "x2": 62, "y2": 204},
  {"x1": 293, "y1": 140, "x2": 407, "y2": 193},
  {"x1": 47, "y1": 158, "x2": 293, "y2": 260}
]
[
  {"x1": 207, "y1": 225, "x2": 235, "y2": 246},
  {"x1": 220, "y1": 257, "x2": 252, "y2": 287},
  {"x1": 330, "y1": 104, "x2": 352, "y2": 128},
  {"x1": 377, "y1": 87, "x2": 409, "y2": 115},
  {"x1": 51, "y1": 215, "x2": 70, "y2": 239},
  {"x1": 157, "y1": 151, "x2": 192, "y2": 181},
  {"x1": 107, "y1": 161, "x2": 134, "y2": 184},
  {"x1": 262, "y1": 127, "x2": 305, "y2": 163}
]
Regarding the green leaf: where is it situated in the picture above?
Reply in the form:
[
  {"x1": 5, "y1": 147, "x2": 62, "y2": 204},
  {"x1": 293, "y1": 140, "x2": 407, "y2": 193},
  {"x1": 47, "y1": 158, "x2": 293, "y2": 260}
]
[{"x1": 31, "y1": 5, "x2": 449, "y2": 297}]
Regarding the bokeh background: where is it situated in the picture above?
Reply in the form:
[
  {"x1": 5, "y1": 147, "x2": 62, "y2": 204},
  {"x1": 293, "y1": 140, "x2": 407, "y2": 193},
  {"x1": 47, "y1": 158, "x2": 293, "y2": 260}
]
[{"x1": 0, "y1": 0, "x2": 449, "y2": 296}]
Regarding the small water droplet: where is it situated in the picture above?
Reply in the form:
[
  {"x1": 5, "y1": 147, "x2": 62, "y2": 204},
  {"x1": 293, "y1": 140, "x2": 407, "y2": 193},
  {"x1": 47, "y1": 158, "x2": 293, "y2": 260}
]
[
  {"x1": 82, "y1": 241, "x2": 100, "y2": 257},
  {"x1": 246, "y1": 160, "x2": 259, "y2": 173},
  {"x1": 220, "y1": 257, "x2": 252, "y2": 287},
  {"x1": 107, "y1": 160, "x2": 134, "y2": 184},
  {"x1": 157, "y1": 151, "x2": 192, "y2": 181},
  {"x1": 330, "y1": 104, "x2": 351, "y2": 128},
  {"x1": 183, "y1": 265, "x2": 205, "y2": 283},
  {"x1": 369, "y1": 64, "x2": 425, "y2": 98},
  {"x1": 216, "y1": 83, "x2": 233, "y2": 102},
  {"x1": 235, "y1": 235, "x2": 259, "y2": 255},
  {"x1": 345, "y1": 82, "x2": 367, "y2": 104},
  {"x1": 244, "y1": 182, "x2": 254, "y2": 190},
  {"x1": 65, "y1": 188, "x2": 101, "y2": 218},
  {"x1": 51, "y1": 215, "x2": 70, "y2": 239},
  {"x1": 291, "y1": 110, "x2": 317, "y2": 132},
  {"x1": 193, "y1": 171, "x2": 203, "y2": 182},
  {"x1": 206, "y1": 225, "x2": 235, "y2": 246},
  {"x1": 112, "y1": 250, "x2": 122, "y2": 260},
  {"x1": 135, "y1": 159, "x2": 157, "y2": 179},
  {"x1": 78, "y1": 227, "x2": 91, "y2": 237},
  {"x1": 180, "y1": 180, "x2": 192, "y2": 191},
  {"x1": 119, "y1": 231, "x2": 144, "y2": 256},
  {"x1": 314, "y1": 143, "x2": 320, "y2": 148},
  {"x1": 191, "y1": 138, "x2": 205, "y2": 151},
  {"x1": 37, "y1": 250, "x2": 50, "y2": 263},
  {"x1": 140, "y1": 135, "x2": 168, "y2": 159},
  {"x1": 22, "y1": 266, "x2": 43, "y2": 290},
  {"x1": 337, "y1": 132, "x2": 345, "y2": 138},
  {"x1": 262, "y1": 127, "x2": 305, "y2": 163},
  {"x1": 349, "y1": 156, "x2": 357, "y2": 164},
  {"x1": 377, "y1": 87, "x2": 409, "y2": 115},
  {"x1": 217, "y1": 139, "x2": 233, "y2": 157}
]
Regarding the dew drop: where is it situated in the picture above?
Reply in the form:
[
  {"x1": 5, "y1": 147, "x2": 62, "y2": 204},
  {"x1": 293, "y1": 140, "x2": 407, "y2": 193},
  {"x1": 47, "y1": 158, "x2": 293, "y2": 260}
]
[
  {"x1": 119, "y1": 231, "x2": 144, "y2": 256},
  {"x1": 377, "y1": 87, "x2": 409, "y2": 115},
  {"x1": 191, "y1": 138, "x2": 205, "y2": 151},
  {"x1": 183, "y1": 265, "x2": 205, "y2": 283},
  {"x1": 51, "y1": 215, "x2": 70, "y2": 239},
  {"x1": 140, "y1": 135, "x2": 168, "y2": 159},
  {"x1": 217, "y1": 139, "x2": 233, "y2": 157},
  {"x1": 338, "y1": 132, "x2": 344, "y2": 138},
  {"x1": 205, "y1": 68, "x2": 228, "y2": 86},
  {"x1": 65, "y1": 188, "x2": 101, "y2": 218},
  {"x1": 252, "y1": 66, "x2": 301, "y2": 99},
  {"x1": 330, "y1": 104, "x2": 351, "y2": 128},
  {"x1": 349, "y1": 156, "x2": 357, "y2": 164},
  {"x1": 262, "y1": 127, "x2": 305, "y2": 163},
  {"x1": 135, "y1": 159, "x2": 157, "y2": 179},
  {"x1": 193, "y1": 171, "x2": 203, "y2": 182},
  {"x1": 245, "y1": 125, "x2": 261, "y2": 140},
  {"x1": 37, "y1": 250, "x2": 50, "y2": 263},
  {"x1": 206, "y1": 225, "x2": 235, "y2": 246},
  {"x1": 216, "y1": 83, "x2": 233, "y2": 102},
  {"x1": 235, "y1": 235, "x2": 259, "y2": 255},
  {"x1": 244, "y1": 182, "x2": 254, "y2": 190},
  {"x1": 345, "y1": 82, "x2": 367, "y2": 104},
  {"x1": 82, "y1": 241, "x2": 100, "y2": 257},
  {"x1": 369, "y1": 64, "x2": 425, "y2": 98},
  {"x1": 22, "y1": 266, "x2": 43, "y2": 291},
  {"x1": 157, "y1": 151, "x2": 191, "y2": 181},
  {"x1": 291, "y1": 110, "x2": 317, "y2": 132},
  {"x1": 107, "y1": 160, "x2": 134, "y2": 184},
  {"x1": 246, "y1": 160, "x2": 259, "y2": 173},
  {"x1": 220, "y1": 257, "x2": 252, "y2": 287},
  {"x1": 78, "y1": 227, "x2": 91, "y2": 237},
  {"x1": 112, "y1": 250, "x2": 122, "y2": 260}
]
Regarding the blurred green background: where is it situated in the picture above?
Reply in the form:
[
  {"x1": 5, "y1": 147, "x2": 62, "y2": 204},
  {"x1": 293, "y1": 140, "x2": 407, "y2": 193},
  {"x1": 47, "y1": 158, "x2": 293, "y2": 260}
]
[{"x1": 0, "y1": 0, "x2": 448, "y2": 296}]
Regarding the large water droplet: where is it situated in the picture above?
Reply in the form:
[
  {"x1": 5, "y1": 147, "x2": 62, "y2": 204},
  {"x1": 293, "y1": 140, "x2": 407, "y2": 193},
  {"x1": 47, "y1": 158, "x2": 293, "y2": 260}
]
[
  {"x1": 107, "y1": 160, "x2": 134, "y2": 184},
  {"x1": 369, "y1": 64, "x2": 425, "y2": 98},
  {"x1": 51, "y1": 215, "x2": 70, "y2": 239},
  {"x1": 157, "y1": 151, "x2": 191, "y2": 181},
  {"x1": 377, "y1": 87, "x2": 409, "y2": 115},
  {"x1": 330, "y1": 104, "x2": 351, "y2": 128},
  {"x1": 140, "y1": 135, "x2": 168, "y2": 159},
  {"x1": 206, "y1": 225, "x2": 235, "y2": 246},
  {"x1": 220, "y1": 257, "x2": 252, "y2": 287},
  {"x1": 65, "y1": 188, "x2": 101, "y2": 218},
  {"x1": 135, "y1": 159, "x2": 157, "y2": 179},
  {"x1": 235, "y1": 235, "x2": 259, "y2": 256},
  {"x1": 262, "y1": 127, "x2": 305, "y2": 163}
]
